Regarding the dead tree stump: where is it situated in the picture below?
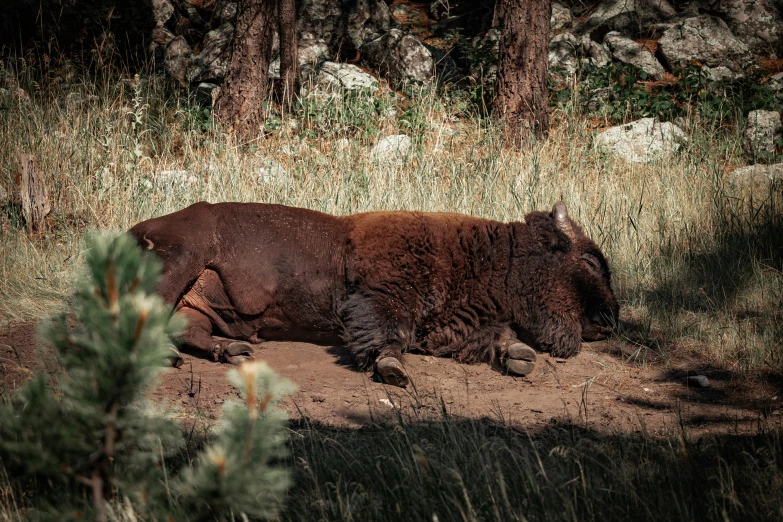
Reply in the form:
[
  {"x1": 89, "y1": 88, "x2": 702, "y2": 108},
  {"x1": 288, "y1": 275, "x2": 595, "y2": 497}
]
[{"x1": 14, "y1": 153, "x2": 50, "y2": 234}]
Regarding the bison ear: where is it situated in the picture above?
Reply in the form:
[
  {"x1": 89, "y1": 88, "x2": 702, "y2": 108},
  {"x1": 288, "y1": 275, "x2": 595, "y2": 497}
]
[{"x1": 552, "y1": 202, "x2": 575, "y2": 239}]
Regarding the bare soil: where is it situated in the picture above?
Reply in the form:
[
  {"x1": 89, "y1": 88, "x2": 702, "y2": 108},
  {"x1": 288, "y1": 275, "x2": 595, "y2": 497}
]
[{"x1": 2, "y1": 320, "x2": 782, "y2": 435}]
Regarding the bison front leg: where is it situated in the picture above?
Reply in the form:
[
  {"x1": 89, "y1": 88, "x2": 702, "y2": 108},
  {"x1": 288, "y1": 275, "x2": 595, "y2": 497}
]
[
  {"x1": 340, "y1": 293, "x2": 413, "y2": 387},
  {"x1": 177, "y1": 307, "x2": 255, "y2": 365},
  {"x1": 444, "y1": 324, "x2": 537, "y2": 377}
]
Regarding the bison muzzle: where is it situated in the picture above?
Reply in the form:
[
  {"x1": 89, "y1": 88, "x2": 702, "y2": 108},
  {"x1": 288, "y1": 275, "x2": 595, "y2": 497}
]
[{"x1": 130, "y1": 201, "x2": 618, "y2": 386}]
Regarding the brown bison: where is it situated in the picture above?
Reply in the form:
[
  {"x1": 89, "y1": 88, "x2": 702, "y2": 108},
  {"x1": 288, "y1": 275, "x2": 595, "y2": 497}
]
[{"x1": 130, "y1": 201, "x2": 618, "y2": 386}]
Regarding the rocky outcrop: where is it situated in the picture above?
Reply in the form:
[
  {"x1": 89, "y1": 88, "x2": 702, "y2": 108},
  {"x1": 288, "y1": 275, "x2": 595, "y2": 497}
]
[
  {"x1": 716, "y1": 0, "x2": 783, "y2": 58},
  {"x1": 604, "y1": 32, "x2": 665, "y2": 79},
  {"x1": 658, "y1": 16, "x2": 753, "y2": 74},
  {"x1": 188, "y1": 22, "x2": 233, "y2": 83},
  {"x1": 362, "y1": 29, "x2": 435, "y2": 84},
  {"x1": 299, "y1": 0, "x2": 391, "y2": 52},
  {"x1": 595, "y1": 118, "x2": 686, "y2": 163},
  {"x1": 576, "y1": 0, "x2": 677, "y2": 39}
]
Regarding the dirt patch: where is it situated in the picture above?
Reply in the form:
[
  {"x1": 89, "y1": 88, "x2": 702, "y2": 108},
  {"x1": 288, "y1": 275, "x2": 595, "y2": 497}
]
[{"x1": 2, "y1": 321, "x2": 781, "y2": 435}]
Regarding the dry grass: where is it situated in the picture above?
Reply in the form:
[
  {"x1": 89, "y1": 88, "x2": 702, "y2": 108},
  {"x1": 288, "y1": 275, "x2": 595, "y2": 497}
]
[{"x1": 1, "y1": 59, "x2": 781, "y2": 375}]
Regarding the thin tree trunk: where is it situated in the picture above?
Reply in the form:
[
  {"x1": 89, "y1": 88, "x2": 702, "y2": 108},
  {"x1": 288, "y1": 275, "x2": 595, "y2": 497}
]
[
  {"x1": 277, "y1": 0, "x2": 299, "y2": 107},
  {"x1": 215, "y1": 0, "x2": 276, "y2": 138},
  {"x1": 493, "y1": 0, "x2": 551, "y2": 145}
]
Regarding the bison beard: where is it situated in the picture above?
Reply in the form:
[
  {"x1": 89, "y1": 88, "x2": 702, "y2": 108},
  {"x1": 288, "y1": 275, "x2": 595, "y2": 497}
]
[{"x1": 130, "y1": 201, "x2": 618, "y2": 387}]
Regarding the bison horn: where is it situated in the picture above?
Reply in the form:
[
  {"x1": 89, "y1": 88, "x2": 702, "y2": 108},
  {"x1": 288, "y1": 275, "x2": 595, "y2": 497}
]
[{"x1": 552, "y1": 201, "x2": 574, "y2": 238}]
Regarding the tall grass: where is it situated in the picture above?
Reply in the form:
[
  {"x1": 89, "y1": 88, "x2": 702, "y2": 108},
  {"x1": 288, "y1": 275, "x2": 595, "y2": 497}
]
[
  {"x1": 1, "y1": 58, "x2": 781, "y2": 375},
  {"x1": 283, "y1": 418, "x2": 783, "y2": 522}
]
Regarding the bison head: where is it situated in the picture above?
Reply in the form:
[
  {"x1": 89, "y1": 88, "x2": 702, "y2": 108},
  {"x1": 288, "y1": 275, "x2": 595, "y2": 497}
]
[{"x1": 512, "y1": 202, "x2": 619, "y2": 358}]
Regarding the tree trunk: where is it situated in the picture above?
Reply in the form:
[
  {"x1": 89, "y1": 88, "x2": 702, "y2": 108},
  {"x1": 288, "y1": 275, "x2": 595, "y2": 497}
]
[
  {"x1": 277, "y1": 0, "x2": 299, "y2": 107},
  {"x1": 215, "y1": 0, "x2": 276, "y2": 139},
  {"x1": 493, "y1": 0, "x2": 551, "y2": 145}
]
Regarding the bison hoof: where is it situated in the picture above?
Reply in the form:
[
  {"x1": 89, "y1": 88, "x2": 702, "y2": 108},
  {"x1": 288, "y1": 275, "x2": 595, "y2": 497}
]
[
  {"x1": 219, "y1": 341, "x2": 255, "y2": 365},
  {"x1": 505, "y1": 343, "x2": 536, "y2": 376},
  {"x1": 376, "y1": 357, "x2": 409, "y2": 387},
  {"x1": 166, "y1": 345, "x2": 184, "y2": 368}
]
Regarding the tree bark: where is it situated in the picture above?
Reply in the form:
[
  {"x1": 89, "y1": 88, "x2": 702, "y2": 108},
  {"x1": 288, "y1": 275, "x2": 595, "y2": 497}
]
[
  {"x1": 14, "y1": 153, "x2": 50, "y2": 234},
  {"x1": 277, "y1": 0, "x2": 299, "y2": 107},
  {"x1": 215, "y1": 0, "x2": 276, "y2": 139},
  {"x1": 493, "y1": 0, "x2": 551, "y2": 145}
]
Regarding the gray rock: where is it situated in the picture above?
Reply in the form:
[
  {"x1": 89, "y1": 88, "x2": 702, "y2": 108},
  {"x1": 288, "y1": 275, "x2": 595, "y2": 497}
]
[
  {"x1": 604, "y1": 32, "x2": 665, "y2": 79},
  {"x1": 298, "y1": 33, "x2": 331, "y2": 68},
  {"x1": 361, "y1": 29, "x2": 435, "y2": 84},
  {"x1": 316, "y1": 62, "x2": 379, "y2": 91},
  {"x1": 716, "y1": 0, "x2": 783, "y2": 58},
  {"x1": 582, "y1": 36, "x2": 612, "y2": 67},
  {"x1": 745, "y1": 110, "x2": 781, "y2": 159},
  {"x1": 256, "y1": 158, "x2": 291, "y2": 185},
  {"x1": 468, "y1": 28, "x2": 500, "y2": 82},
  {"x1": 152, "y1": 0, "x2": 174, "y2": 26},
  {"x1": 576, "y1": 0, "x2": 677, "y2": 38},
  {"x1": 194, "y1": 82, "x2": 220, "y2": 105},
  {"x1": 164, "y1": 37, "x2": 194, "y2": 86},
  {"x1": 702, "y1": 65, "x2": 742, "y2": 82},
  {"x1": 595, "y1": 118, "x2": 687, "y2": 163},
  {"x1": 551, "y1": 1, "x2": 573, "y2": 33},
  {"x1": 214, "y1": 0, "x2": 237, "y2": 23},
  {"x1": 549, "y1": 32, "x2": 580, "y2": 78},
  {"x1": 370, "y1": 134, "x2": 412, "y2": 163},
  {"x1": 151, "y1": 24, "x2": 176, "y2": 49},
  {"x1": 686, "y1": 375, "x2": 710, "y2": 388},
  {"x1": 391, "y1": 4, "x2": 410, "y2": 16},
  {"x1": 658, "y1": 16, "x2": 752, "y2": 74},
  {"x1": 587, "y1": 86, "x2": 613, "y2": 113},
  {"x1": 727, "y1": 163, "x2": 783, "y2": 185},
  {"x1": 188, "y1": 22, "x2": 234, "y2": 83},
  {"x1": 299, "y1": 0, "x2": 392, "y2": 52}
]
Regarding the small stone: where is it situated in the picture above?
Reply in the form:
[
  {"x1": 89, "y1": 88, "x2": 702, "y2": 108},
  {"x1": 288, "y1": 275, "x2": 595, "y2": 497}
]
[
  {"x1": 379, "y1": 398, "x2": 396, "y2": 408},
  {"x1": 686, "y1": 375, "x2": 710, "y2": 388}
]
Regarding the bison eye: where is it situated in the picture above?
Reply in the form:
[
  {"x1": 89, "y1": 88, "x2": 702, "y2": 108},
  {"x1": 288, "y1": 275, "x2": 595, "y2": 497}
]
[{"x1": 581, "y1": 253, "x2": 603, "y2": 275}]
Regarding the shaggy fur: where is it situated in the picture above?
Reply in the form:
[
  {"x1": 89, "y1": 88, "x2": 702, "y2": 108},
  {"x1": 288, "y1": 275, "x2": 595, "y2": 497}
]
[{"x1": 130, "y1": 202, "x2": 618, "y2": 369}]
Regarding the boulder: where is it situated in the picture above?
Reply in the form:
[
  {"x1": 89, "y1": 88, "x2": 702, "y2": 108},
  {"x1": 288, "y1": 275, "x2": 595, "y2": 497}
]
[
  {"x1": 582, "y1": 36, "x2": 612, "y2": 67},
  {"x1": 468, "y1": 28, "x2": 500, "y2": 82},
  {"x1": 727, "y1": 163, "x2": 783, "y2": 186},
  {"x1": 152, "y1": 0, "x2": 175, "y2": 26},
  {"x1": 595, "y1": 118, "x2": 686, "y2": 163},
  {"x1": 187, "y1": 22, "x2": 234, "y2": 83},
  {"x1": 214, "y1": 0, "x2": 238, "y2": 23},
  {"x1": 361, "y1": 29, "x2": 434, "y2": 84},
  {"x1": 551, "y1": 1, "x2": 573, "y2": 33},
  {"x1": 576, "y1": 0, "x2": 677, "y2": 39},
  {"x1": 316, "y1": 62, "x2": 379, "y2": 91},
  {"x1": 299, "y1": 0, "x2": 392, "y2": 52},
  {"x1": 549, "y1": 32, "x2": 580, "y2": 77},
  {"x1": 745, "y1": 110, "x2": 781, "y2": 160},
  {"x1": 164, "y1": 36, "x2": 194, "y2": 86},
  {"x1": 658, "y1": 16, "x2": 752, "y2": 74},
  {"x1": 370, "y1": 134, "x2": 412, "y2": 163},
  {"x1": 604, "y1": 32, "x2": 665, "y2": 79},
  {"x1": 715, "y1": 0, "x2": 783, "y2": 58}
]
